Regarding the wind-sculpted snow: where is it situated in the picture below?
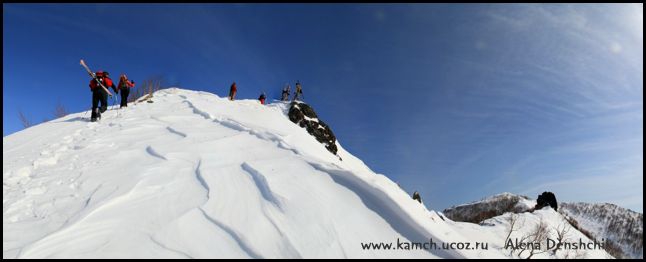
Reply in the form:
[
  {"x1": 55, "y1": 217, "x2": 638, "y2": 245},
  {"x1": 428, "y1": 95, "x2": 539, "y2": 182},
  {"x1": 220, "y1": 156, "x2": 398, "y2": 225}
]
[
  {"x1": 197, "y1": 208, "x2": 263, "y2": 259},
  {"x1": 308, "y1": 162, "x2": 465, "y2": 259},
  {"x1": 241, "y1": 162, "x2": 285, "y2": 212},
  {"x1": 182, "y1": 100, "x2": 213, "y2": 120},
  {"x1": 3, "y1": 88, "x2": 617, "y2": 258},
  {"x1": 145, "y1": 145, "x2": 168, "y2": 160},
  {"x1": 194, "y1": 160, "x2": 210, "y2": 194},
  {"x1": 165, "y1": 126, "x2": 187, "y2": 138}
]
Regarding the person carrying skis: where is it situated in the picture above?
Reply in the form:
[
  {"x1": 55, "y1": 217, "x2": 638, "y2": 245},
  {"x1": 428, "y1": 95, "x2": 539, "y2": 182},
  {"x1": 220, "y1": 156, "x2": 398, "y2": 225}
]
[
  {"x1": 88, "y1": 70, "x2": 114, "y2": 122},
  {"x1": 258, "y1": 92, "x2": 267, "y2": 105},
  {"x1": 103, "y1": 71, "x2": 118, "y2": 94},
  {"x1": 228, "y1": 82, "x2": 237, "y2": 101},
  {"x1": 117, "y1": 74, "x2": 136, "y2": 108},
  {"x1": 281, "y1": 84, "x2": 290, "y2": 101},
  {"x1": 292, "y1": 81, "x2": 303, "y2": 101}
]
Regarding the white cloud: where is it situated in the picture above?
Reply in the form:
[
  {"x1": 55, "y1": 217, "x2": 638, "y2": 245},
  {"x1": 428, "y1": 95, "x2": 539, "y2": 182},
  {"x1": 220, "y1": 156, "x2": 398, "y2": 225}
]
[{"x1": 610, "y1": 41, "x2": 623, "y2": 53}]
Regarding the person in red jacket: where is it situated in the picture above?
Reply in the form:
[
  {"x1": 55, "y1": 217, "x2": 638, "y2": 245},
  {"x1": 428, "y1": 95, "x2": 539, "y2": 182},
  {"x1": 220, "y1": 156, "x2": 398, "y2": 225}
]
[
  {"x1": 228, "y1": 82, "x2": 237, "y2": 101},
  {"x1": 89, "y1": 70, "x2": 115, "y2": 122},
  {"x1": 117, "y1": 74, "x2": 136, "y2": 108},
  {"x1": 258, "y1": 92, "x2": 266, "y2": 105},
  {"x1": 103, "y1": 71, "x2": 118, "y2": 93}
]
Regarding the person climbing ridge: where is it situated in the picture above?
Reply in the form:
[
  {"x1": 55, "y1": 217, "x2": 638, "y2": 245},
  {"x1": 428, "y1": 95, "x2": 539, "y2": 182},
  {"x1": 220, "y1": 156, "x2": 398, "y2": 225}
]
[
  {"x1": 88, "y1": 70, "x2": 114, "y2": 122},
  {"x1": 228, "y1": 82, "x2": 237, "y2": 101},
  {"x1": 292, "y1": 81, "x2": 303, "y2": 101},
  {"x1": 117, "y1": 74, "x2": 135, "y2": 108},
  {"x1": 281, "y1": 84, "x2": 290, "y2": 101},
  {"x1": 258, "y1": 92, "x2": 267, "y2": 105}
]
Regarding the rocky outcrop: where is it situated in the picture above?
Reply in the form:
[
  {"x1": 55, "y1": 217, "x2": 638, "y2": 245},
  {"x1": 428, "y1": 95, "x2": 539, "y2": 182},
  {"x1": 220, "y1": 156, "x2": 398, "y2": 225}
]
[
  {"x1": 535, "y1": 191, "x2": 558, "y2": 211},
  {"x1": 288, "y1": 102, "x2": 338, "y2": 155}
]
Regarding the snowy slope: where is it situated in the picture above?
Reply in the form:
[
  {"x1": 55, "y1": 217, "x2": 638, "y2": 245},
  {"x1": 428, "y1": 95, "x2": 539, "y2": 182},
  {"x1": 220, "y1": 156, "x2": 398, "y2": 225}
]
[
  {"x1": 443, "y1": 192, "x2": 643, "y2": 259},
  {"x1": 449, "y1": 207, "x2": 614, "y2": 259},
  {"x1": 2, "y1": 88, "x2": 614, "y2": 259},
  {"x1": 560, "y1": 202, "x2": 643, "y2": 259},
  {"x1": 2, "y1": 89, "x2": 473, "y2": 258}
]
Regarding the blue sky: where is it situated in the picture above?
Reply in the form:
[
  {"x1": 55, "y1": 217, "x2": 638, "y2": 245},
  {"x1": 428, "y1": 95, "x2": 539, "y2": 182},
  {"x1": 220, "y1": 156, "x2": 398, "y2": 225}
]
[{"x1": 3, "y1": 4, "x2": 643, "y2": 212}]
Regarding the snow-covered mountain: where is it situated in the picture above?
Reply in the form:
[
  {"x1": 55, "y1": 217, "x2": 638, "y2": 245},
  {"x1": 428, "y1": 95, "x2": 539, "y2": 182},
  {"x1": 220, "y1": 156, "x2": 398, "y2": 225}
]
[
  {"x1": 2, "y1": 88, "x2": 615, "y2": 258},
  {"x1": 560, "y1": 202, "x2": 643, "y2": 259},
  {"x1": 443, "y1": 193, "x2": 643, "y2": 259},
  {"x1": 442, "y1": 193, "x2": 535, "y2": 224}
]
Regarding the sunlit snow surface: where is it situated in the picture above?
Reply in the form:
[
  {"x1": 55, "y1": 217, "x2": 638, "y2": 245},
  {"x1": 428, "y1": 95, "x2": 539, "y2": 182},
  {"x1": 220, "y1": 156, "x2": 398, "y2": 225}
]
[{"x1": 3, "y1": 88, "x2": 612, "y2": 258}]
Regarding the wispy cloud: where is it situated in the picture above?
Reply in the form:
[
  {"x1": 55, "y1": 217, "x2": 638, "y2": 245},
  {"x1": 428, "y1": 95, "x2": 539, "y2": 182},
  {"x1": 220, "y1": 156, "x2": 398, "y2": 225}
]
[
  {"x1": 419, "y1": 4, "x2": 643, "y2": 210},
  {"x1": 516, "y1": 161, "x2": 643, "y2": 212},
  {"x1": 6, "y1": 4, "x2": 139, "y2": 51}
]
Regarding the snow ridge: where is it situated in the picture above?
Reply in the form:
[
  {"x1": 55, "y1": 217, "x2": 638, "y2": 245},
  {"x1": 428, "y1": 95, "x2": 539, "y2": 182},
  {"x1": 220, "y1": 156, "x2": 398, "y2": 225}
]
[{"x1": 2, "y1": 88, "x2": 620, "y2": 259}]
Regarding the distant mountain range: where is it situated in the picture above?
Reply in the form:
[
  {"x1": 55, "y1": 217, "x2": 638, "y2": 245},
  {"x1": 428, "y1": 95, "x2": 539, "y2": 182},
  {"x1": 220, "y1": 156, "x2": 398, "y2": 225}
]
[{"x1": 443, "y1": 192, "x2": 643, "y2": 259}]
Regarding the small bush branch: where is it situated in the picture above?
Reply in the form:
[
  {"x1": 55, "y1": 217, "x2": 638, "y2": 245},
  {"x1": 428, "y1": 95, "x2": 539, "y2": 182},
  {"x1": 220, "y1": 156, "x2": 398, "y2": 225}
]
[{"x1": 18, "y1": 110, "x2": 32, "y2": 128}]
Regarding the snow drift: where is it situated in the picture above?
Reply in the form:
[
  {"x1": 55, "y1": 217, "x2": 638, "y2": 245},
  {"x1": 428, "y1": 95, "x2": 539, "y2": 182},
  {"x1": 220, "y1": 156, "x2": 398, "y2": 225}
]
[{"x1": 3, "y1": 88, "x2": 615, "y2": 258}]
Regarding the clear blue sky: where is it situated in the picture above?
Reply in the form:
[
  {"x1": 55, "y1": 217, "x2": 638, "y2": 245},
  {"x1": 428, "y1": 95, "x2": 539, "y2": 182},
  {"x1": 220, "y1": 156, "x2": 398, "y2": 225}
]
[{"x1": 4, "y1": 4, "x2": 643, "y2": 212}]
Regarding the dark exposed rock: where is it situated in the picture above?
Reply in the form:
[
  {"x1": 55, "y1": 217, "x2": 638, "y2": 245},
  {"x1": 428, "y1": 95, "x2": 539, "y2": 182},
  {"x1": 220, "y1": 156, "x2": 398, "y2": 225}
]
[
  {"x1": 288, "y1": 102, "x2": 338, "y2": 155},
  {"x1": 535, "y1": 191, "x2": 558, "y2": 211}
]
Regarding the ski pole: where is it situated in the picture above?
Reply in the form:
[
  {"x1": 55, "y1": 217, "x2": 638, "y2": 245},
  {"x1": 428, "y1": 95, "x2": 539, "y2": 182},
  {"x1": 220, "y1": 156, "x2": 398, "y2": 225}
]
[
  {"x1": 116, "y1": 94, "x2": 121, "y2": 117},
  {"x1": 113, "y1": 95, "x2": 118, "y2": 117},
  {"x1": 114, "y1": 95, "x2": 120, "y2": 117},
  {"x1": 111, "y1": 95, "x2": 117, "y2": 113}
]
